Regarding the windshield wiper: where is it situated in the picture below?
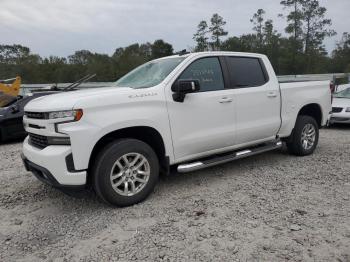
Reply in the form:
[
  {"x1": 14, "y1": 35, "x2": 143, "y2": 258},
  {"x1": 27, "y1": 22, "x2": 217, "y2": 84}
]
[{"x1": 63, "y1": 74, "x2": 96, "y2": 91}]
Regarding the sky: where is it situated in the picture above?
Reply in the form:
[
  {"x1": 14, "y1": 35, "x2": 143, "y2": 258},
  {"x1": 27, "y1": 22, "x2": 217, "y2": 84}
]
[{"x1": 1, "y1": 0, "x2": 349, "y2": 58}]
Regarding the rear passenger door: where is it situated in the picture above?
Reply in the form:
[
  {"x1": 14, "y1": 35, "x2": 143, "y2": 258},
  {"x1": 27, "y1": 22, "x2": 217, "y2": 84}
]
[{"x1": 225, "y1": 56, "x2": 281, "y2": 145}]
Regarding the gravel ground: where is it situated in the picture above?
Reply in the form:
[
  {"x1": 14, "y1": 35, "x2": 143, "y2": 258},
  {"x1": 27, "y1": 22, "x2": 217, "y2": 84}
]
[{"x1": 0, "y1": 126, "x2": 349, "y2": 262}]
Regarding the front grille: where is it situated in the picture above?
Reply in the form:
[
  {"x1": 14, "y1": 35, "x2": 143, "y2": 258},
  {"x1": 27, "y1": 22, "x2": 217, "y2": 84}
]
[
  {"x1": 29, "y1": 133, "x2": 48, "y2": 149},
  {"x1": 25, "y1": 112, "x2": 47, "y2": 119},
  {"x1": 332, "y1": 107, "x2": 343, "y2": 113}
]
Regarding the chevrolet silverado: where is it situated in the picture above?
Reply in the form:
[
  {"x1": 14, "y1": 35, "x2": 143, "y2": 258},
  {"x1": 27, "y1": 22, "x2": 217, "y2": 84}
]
[{"x1": 22, "y1": 52, "x2": 331, "y2": 206}]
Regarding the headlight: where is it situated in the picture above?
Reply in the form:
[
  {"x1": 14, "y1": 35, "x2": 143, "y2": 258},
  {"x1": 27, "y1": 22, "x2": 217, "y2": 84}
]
[
  {"x1": 346, "y1": 107, "x2": 350, "y2": 112},
  {"x1": 48, "y1": 109, "x2": 83, "y2": 121}
]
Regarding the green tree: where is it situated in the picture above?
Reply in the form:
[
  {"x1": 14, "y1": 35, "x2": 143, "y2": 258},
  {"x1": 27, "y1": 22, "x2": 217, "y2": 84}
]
[
  {"x1": 67, "y1": 50, "x2": 92, "y2": 80},
  {"x1": 263, "y1": 19, "x2": 280, "y2": 46},
  {"x1": 0, "y1": 44, "x2": 31, "y2": 64},
  {"x1": 193, "y1": 20, "x2": 209, "y2": 51},
  {"x1": 221, "y1": 36, "x2": 244, "y2": 52},
  {"x1": 280, "y1": 0, "x2": 304, "y2": 41},
  {"x1": 263, "y1": 20, "x2": 284, "y2": 74},
  {"x1": 112, "y1": 43, "x2": 150, "y2": 79},
  {"x1": 39, "y1": 56, "x2": 68, "y2": 83},
  {"x1": 68, "y1": 50, "x2": 93, "y2": 65},
  {"x1": 0, "y1": 44, "x2": 43, "y2": 82},
  {"x1": 250, "y1": 9, "x2": 266, "y2": 49},
  {"x1": 332, "y1": 33, "x2": 350, "y2": 72},
  {"x1": 87, "y1": 53, "x2": 115, "y2": 81},
  {"x1": 280, "y1": 0, "x2": 305, "y2": 73},
  {"x1": 151, "y1": 39, "x2": 173, "y2": 59},
  {"x1": 209, "y1": 13, "x2": 228, "y2": 50},
  {"x1": 302, "y1": 0, "x2": 335, "y2": 54},
  {"x1": 301, "y1": 0, "x2": 336, "y2": 72}
]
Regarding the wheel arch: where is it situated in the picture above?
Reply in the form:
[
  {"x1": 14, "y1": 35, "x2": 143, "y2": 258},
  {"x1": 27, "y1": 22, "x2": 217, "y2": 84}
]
[
  {"x1": 297, "y1": 103, "x2": 323, "y2": 127},
  {"x1": 87, "y1": 126, "x2": 169, "y2": 184}
]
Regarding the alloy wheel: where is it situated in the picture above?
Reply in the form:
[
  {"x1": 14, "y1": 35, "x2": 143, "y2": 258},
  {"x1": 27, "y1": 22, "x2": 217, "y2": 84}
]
[{"x1": 110, "y1": 153, "x2": 150, "y2": 196}]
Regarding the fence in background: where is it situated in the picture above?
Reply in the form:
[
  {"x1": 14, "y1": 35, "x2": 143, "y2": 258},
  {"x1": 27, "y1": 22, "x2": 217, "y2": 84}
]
[{"x1": 278, "y1": 73, "x2": 350, "y2": 84}]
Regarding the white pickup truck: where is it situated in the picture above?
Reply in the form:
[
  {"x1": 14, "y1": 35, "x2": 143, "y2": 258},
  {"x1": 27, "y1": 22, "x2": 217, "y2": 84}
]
[{"x1": 22, "y1": 52, "x2": 331, "y2": 206}]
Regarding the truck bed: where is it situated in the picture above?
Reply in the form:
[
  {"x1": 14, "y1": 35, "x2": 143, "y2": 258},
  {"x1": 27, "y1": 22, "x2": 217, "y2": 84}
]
[{"x1": 278, "y1": 80, "x2": 331, "y2": 137}]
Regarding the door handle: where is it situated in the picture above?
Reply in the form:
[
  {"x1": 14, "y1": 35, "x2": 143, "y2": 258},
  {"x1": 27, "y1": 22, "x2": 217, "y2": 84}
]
[
  {"x1": 267, "y1": 92, "x2": 277, "y2": 98},
  {"x1": 219, "y1": 97, "x2": 233, "y2": 103}
]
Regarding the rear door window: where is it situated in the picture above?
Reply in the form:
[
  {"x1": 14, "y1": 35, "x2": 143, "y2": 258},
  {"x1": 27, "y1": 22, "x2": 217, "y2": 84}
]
[{"x1": 226, "y1": 57, "x2": 267, "y2": 88}]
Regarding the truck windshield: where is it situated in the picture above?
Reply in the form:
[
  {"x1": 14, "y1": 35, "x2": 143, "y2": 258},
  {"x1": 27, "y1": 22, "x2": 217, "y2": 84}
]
[
  {"x1": 114, "y1": 57, "x2": 186, "y2": 89},
  {"x1": 334, "y1": 88, "x2": 350, "y2": 99}
]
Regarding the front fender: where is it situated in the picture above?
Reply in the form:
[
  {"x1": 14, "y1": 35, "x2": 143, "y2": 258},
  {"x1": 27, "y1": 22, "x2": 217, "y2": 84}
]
[{"x1": 59, "y1": 117, "x2": 173, "y2": 171}]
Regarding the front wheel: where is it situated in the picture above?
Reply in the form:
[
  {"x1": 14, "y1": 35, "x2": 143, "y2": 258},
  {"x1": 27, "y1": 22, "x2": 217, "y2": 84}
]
[
  {"x1": 286, "y1": 115, "x2": 319, "y2": 156},
  {"x1": 92, "y1": 139, "x2": 159, "y2": 207}
]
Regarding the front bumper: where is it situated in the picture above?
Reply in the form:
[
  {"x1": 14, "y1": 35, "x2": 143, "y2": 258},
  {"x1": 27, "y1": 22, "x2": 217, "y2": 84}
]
[
  {"x1": 22, "y1": 136, "x2": 87, "y2": 187},
  {"x1": 330, "y1": 112, "x2": 350, "y2": 124}
]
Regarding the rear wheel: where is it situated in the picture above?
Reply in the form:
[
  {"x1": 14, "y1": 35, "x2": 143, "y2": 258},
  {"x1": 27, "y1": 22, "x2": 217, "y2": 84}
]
[
  {"x1": 92, "y1": 139, "x2": 159, "y2": 207},
  {"x1": 286, "y1": 115, "x2": 319, "y2": 156}
]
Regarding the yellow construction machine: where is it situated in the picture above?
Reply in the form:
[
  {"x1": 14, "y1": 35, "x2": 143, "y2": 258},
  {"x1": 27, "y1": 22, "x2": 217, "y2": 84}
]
[{"x1": 0, "y1": 76, "x2": 21, "y2": 97}]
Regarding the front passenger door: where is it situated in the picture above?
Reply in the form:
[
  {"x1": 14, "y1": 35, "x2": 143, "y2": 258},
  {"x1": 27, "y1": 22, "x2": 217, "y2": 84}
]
[{"x1": 166, "y1": 56, "x2": 236, "y2": 161}]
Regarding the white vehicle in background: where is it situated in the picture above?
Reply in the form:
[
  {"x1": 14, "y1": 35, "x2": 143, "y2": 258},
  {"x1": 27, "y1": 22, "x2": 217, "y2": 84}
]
[
  {"x1": 21, "y1": 51, "x2": 331, "y2": 207},
  {"x1": 336, "y1": 84, "x2": 350, "y2": 92},
  {"x1": 330, "y1": 87, "x2": 350, "y2": 124}
]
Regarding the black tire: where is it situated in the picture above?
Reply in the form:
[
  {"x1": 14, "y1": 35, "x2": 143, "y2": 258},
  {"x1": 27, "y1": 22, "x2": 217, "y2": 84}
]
[
  {"x1": 92, "y1": 139, "x2": 159, "y2": 207},
  {"x1": 286, "y1": 115, "x2": 319, "y2": 156}
]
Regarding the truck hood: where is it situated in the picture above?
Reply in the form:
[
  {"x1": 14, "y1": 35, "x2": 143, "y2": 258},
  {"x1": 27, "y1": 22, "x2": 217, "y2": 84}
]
[
  {"x1": 24, "y1": 87, "x2": 132, "y2": 112},
  {"x1": 332, "y1": 97, "x2": 350, "y2": 108}
]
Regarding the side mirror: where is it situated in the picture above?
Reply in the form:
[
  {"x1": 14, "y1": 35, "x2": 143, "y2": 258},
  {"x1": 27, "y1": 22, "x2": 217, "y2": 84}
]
[
  {"x1": 10, "y1": 105, "x2": 19, "y2": 114},
  {"x1": 171, "y1": 80, "x2": 200, "y2": 102}
]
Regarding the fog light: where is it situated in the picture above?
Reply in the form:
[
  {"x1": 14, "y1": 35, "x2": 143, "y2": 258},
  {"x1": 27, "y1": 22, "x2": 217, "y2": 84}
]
[{"x1": 47, "y1": 136, "x2": 71, "y2": 145}]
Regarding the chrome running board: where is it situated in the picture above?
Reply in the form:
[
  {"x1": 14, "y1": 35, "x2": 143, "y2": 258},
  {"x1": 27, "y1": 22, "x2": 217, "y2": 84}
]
[{"x1": 177, "y1": 140, "x2": 283, "y2": 173}]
